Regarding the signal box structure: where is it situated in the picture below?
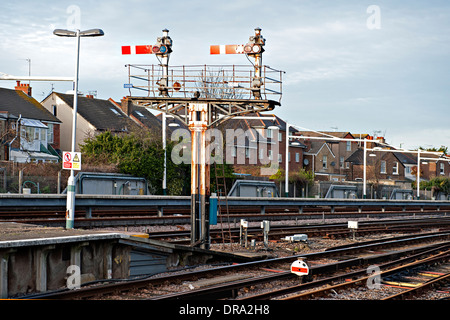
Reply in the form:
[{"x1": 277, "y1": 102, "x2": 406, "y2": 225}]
[{"x1": 121, "y1": 28, "x2": 283, "y2": 249}]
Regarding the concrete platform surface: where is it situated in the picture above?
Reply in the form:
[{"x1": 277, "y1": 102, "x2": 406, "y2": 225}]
[{"x1": 0, "y1": 222, "x2": 124, "y2": 248}]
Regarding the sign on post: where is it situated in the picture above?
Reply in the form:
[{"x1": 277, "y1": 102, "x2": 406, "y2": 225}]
[
  {"x1": 63, "y1": 152, "x2": 81, "y2": 170},
  {"x1": 291, "y1": 258, "x2": 309, "y2": 276},
  {"x1": 348, "y1": 221, "x2": 358, "y2": 240},
  {"x1": 348, "y1": 221, "x2": 358, "y2": 229}
]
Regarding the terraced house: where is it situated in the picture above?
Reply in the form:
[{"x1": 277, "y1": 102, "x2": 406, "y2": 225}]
[{"x1": 0, "y1": 82, "x2": 61, "y2": 163}]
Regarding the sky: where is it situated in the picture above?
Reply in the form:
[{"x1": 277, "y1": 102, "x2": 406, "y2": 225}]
[{"x1": 0, "y1": 0, "x2": 449, "y2": 151}]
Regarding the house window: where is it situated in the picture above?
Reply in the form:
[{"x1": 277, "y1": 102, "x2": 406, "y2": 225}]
[
  {"x1": 288, "y1": 152, "x2": 291, "y2": 162},
  {"x1": 278, "y1": 132, "x2": 282, "y2": 142},
  {"x1": 245, "y1": 147, "x2": 250, "y2": 159},
  {"x1": 52, "y1": 105, "x2": 57, "y2": 116},
  {"x1": 34, "y1": 128, "x2": 40, "y2": 140},
  {"x1": 23, "y1": 126, "x2": 33, "y2": 140},
  {"x1": 231, "y1": 146, "x2": 237, "y2": 157},
  {"x1": 295, "y1": 153, "x2": 300, "y2": 163},
  {"x1": 393, "y1": 161, "x2": 399, "y2": 175},
  {"x1": 47, "y1": 123, "x2": 54, "y2": 143},
  {"x1": 110, "y1": 108, "x2": 121, "y2": 116},
  {"x1": 340, "y1": 156, "x2": 344, "y2": 168},
  {"x1": 278, "y1": 154, "x2": 282, "y2": 163},
  {"x1": 380, "y1": 160, "x2": 387, "y2": 174},
  {"x1": 406, "y1": 166, "x2": 411, "y2": 174},
  {"x1": 268, "y1": 150, "x2": 273, "y2": 160},
  {"x1": 346, "y1": 141, "x2": 351, "y2": 152},
  {"x1": 440, "y1": 163, "x2": 445, "y2": 175},
  {"x1": 267, "y1": 129, "x2": 273, "y2": 139},
  {"x1": 322, "y1": 155, "x2": 327, "y2": 169}
]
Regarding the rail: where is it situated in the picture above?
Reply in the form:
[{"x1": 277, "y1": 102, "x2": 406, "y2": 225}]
[{"x1": 0, "y1": 194, "x2": 449, "y2": 209}]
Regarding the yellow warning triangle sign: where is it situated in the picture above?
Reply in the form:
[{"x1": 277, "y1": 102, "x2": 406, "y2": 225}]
[{"x1": 73, "y1": 154, "x2": 80, "y2": 162}]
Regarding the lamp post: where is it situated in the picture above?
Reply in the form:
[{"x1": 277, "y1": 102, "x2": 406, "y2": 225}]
[
  {"x1": 363, "y1": 139, "x2": 367, "y2": 199},
  {"x1": 163, "y1": 116, "x2": 179, "y2": 195},
  {"x1": 54, "y1": 28, "x2": 104, "y2": 229},
  {"x1": 417, "y1": 149, "x2": 421, "y2": 200},
  {"x1": 285, "y1": 122, "x2": 290, "y2": 198}
]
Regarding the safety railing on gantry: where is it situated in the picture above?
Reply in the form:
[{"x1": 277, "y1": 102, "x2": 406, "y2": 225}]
[{"x1": 124, "y1": 64, "x2": 284, "y2": 102}]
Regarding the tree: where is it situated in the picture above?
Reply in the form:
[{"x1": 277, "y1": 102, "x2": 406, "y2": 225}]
[
  {"x1": 80, "y1": 131, "x2": 190, "y2": 195},
  {"x1": 195, "y1": 68, "x2": 244, "y2": 99},
  {"x1": 269, "y1": 168, "x2": 314, "y2": 197},
  {"x1": 419, "y1": 176, "x2": 450, "y2": 197}
]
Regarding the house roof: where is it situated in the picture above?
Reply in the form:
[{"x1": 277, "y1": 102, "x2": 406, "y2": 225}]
[
  {"x1": 304, "y1": 141, "x2": 335, "y2": 157},
  {"x1": 0, "y1": 87, "x2": 60, "y2": 123},
  {"x1": 218, "y1": 112, "x2": 307, "y2": 148},
  {"x1": 345, "y1": 148, "x2": 412, "y2": 166},
  {"x1": 53, "y1": 93, "x2": 139, "y2": 132},
  {"x1": 297, "y1": 131, "x2": 354, "y2": 139},
  {"x1": 394, "y1": 152, "x2": 417, "y2": 165},
  {"x1": 109, "y1": 98, "x2": 164, "y2": 133},
  {"x1": 345, "y1": 148, "x2": 364, "y2": 164}
]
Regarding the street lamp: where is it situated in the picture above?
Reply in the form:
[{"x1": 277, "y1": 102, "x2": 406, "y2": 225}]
[
  {"x1": 163, "y1": 116, "x2": 180, "y2": 195},
  {"x1": 285, "y1": 122, "x2": 290, "y2": 197},
  {"x1": 54, "y1": 28, "x2": 104, "y2": 229}
]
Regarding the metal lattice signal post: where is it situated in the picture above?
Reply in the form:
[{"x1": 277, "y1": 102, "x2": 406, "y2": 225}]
[
  {"x1": 210, "y1": 27, "x2": 266, "y2": 99},
  {"x1": 122, "y1": 28, "x2": 282, "y2": 249},
  {"x1": 123, "y1": 29, "x2": 173, "y2": 195},
  {"x1": 188, "y1": 103, "x2": 209, "y2": 246}
]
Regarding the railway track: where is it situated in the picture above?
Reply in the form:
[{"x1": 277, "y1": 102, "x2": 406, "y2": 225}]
[
  {"x1": 280, "y1": 249, "x2": 450, "y2": 300},
  {"x1": 0, "y1": 206, "x2": 447, "y2": 228},
  {"x1": 148, "y1": 217, "x2": 450, "y2": 244},
  {"x1": 23, "y1": 230, "x2": 450, "y2": 300}
]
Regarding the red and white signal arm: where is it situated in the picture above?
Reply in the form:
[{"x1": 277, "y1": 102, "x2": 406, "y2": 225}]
[
  {"x1": 122, "y1": 45, "x2": 153, "y2": 55},
  {"x1": 291, "y1": 259, "x2": 309, "y2": 276},
  {"x1": 210, "y1": 44, "x2": 245, "y2": 55},
  {"x1": 122, "y1": 45, "x2": 170, "y2": 55}
]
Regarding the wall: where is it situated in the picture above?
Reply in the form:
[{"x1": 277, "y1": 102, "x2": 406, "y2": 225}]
[
  {"x1": 41, "y1": 94, "x2": 94, "y2": 152},
  {"x1": 1, "y1": 240, "x2": 130, "y2": 297}
]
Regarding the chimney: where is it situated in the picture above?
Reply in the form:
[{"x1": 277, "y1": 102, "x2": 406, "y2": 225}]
[
  {"x1": 86, "y1": 94, "x2": 94, "y2": 99},
  {"x1": 376, "y1": 136, "x2": 385, "y2": 144},
  {"x1": 120, "y1": 96, "x2": 133, "y2": 116},
  {"x1": 15, "y1": 81, "x2": 32, "y2": 96}
]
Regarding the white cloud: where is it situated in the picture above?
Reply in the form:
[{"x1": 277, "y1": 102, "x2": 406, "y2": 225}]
[{"x1": 0, "y1": 1, "x2": 448, "y2": 150}]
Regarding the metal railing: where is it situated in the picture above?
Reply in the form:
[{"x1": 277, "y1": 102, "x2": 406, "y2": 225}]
[{"x1": 125, "y1": 64, "x2": 284, "y2": 102}]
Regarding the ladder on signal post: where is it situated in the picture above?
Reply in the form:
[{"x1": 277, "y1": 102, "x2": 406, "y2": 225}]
[{"x1": 214, "y1": 163, "x2": 232, "y2": 247}]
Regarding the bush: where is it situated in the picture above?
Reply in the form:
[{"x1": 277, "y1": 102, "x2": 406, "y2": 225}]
[
  {"x1": 81, "y1": 131, "x2": 190, "y2": 195},
  {"x1": 420, "y1": 176, "x2": 450, "y2": 196}
]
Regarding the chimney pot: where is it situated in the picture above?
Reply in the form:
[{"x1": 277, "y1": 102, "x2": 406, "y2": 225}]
[{"x1": 15, "y1": 81, "x2": 32, "y2": 96}]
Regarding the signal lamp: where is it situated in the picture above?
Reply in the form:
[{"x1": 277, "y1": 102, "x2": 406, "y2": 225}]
[
  {"x1": 252, "y1": 44, "x2": 261, "y2": 53},
  {"x1": 159, "y1": 45, "x2": 168, "y2": 54},
  {"x1": 152, "y1": 45, "x2": 160, "y2": 53},
  {"x1": 244, "y1": 44, "x2": 253, "y2": 54},
  {"x1": 244, "y1": 44, "x2": 263, "y2": 54},
  {"x1": 152, "y1": 44, "x2": 169, "y2": 54}
]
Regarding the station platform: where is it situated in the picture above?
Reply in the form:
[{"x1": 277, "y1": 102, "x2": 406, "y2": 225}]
[
  {"x1": 0, "y1": 222, "x2": 124, "y2": 243},
  {"x1": 0, "y1": 222, "x2": 254, "y2": 298}
]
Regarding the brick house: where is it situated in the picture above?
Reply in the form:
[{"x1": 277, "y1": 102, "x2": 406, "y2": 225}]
[
  {"x1": 218, "y1": 113, "x2": 306, "y2": 177},
  {"x1": 0, "y1": 83, "x2": 61, "y2": 163},
  {"x1": 345, "y1": 148, "x2": 407, "y2": 183},
  {"x1": 346, "y1": 148, "x2": 450, "y2": 184},
  {"x1": 295, "y1": 131, "x2": 359, "y2": 181}
]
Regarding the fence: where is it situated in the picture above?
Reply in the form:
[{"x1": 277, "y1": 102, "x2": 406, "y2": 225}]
[
  {"x1": 125, "y1": 64, "x2": 283, "y2": 102},
  {"x1": 0, "y1": 161, "x2": 67, "y2": 194}
]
